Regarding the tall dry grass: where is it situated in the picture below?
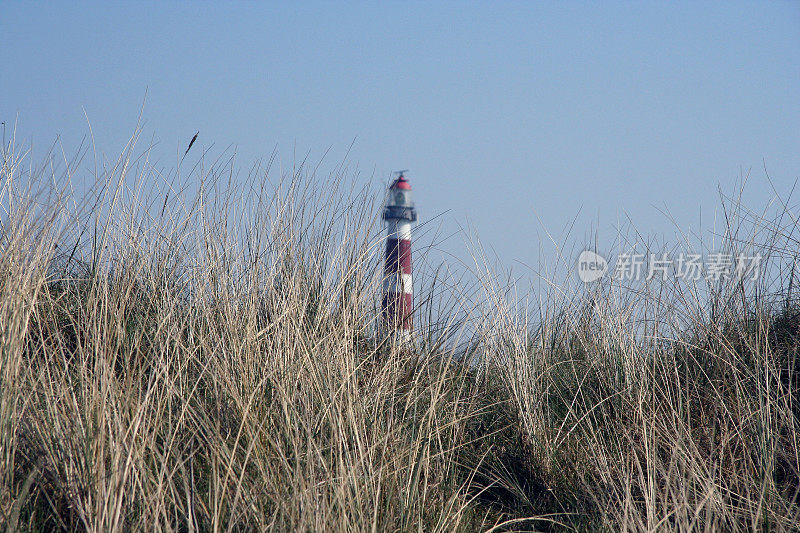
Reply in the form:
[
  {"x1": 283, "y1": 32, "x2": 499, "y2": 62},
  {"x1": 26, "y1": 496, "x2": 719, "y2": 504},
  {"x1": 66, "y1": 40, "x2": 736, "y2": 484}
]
[{"x1": 0, "y1": 129, "x2": 798, "y2": 531}]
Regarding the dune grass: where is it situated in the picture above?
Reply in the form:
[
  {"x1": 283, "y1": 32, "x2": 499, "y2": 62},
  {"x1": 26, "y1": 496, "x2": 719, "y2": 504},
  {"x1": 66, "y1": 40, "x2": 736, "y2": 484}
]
[{"x1": 1, "y1": 132, "x2": 798, "y2": 531}]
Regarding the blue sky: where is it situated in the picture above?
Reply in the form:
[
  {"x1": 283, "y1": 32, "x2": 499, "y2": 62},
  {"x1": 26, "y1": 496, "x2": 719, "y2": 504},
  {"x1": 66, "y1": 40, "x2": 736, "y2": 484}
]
[{"x1": 2, "y1": 1, "x2": 799, "y2": 285}]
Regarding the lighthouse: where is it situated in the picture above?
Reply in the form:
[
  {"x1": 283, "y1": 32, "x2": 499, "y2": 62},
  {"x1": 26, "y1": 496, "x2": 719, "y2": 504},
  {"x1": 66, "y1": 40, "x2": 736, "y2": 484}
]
[{"x1": 382, "y1": 171, "x2": 417, "y2": 345}]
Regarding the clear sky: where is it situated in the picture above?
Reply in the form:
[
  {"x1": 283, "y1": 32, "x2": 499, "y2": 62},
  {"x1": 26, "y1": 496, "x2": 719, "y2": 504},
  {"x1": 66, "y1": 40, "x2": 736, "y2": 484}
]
[{"x1": 2, "y1": 2, "x2": 799, "y2": 287}]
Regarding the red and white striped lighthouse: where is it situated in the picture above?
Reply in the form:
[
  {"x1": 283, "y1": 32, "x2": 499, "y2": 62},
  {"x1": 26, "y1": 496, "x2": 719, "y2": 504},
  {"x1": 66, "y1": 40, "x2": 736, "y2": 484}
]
[{"x1": 382, "y1": 171, "x2": 417, "y2": 344}]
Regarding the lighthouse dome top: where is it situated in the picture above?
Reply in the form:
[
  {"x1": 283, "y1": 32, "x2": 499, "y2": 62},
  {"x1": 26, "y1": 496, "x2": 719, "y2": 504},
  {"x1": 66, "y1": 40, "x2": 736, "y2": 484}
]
[
  {"x1": 383, "y1": 172, "x2": 417, "y2": 222},
  {"x1": 392, "y1": 174, "x2": 412, "y2": 190}
]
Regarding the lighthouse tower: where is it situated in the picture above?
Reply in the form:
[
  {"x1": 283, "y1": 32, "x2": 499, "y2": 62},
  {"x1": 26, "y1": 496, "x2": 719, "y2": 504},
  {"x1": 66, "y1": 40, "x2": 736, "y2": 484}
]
[{"x1": 382, "y1": 171, "x2": 417, "y2": 344}]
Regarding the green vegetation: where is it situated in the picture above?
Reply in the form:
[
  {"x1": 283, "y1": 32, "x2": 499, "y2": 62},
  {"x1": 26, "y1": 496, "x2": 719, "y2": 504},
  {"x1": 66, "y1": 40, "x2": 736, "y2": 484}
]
[{"x1": 1, "y1": 134, "x2": 798, "y2": 531}]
